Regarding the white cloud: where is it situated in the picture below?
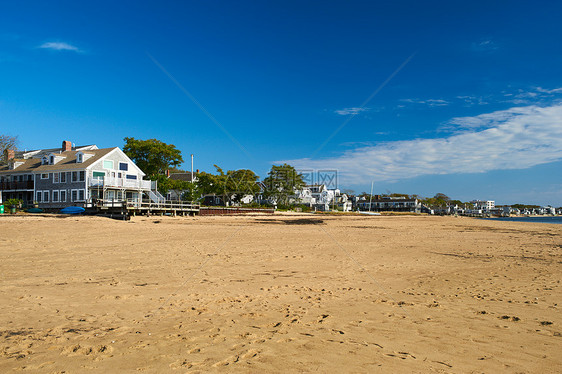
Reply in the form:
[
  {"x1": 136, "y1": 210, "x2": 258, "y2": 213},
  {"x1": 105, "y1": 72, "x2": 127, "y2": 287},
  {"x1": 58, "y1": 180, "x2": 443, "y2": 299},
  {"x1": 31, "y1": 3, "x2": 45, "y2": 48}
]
[
  {"x1": 280, "y1": 105, "x2": 562, "y2": 185},
  {"x1": 334, "y1": 107, "x2": 369, "y2": 115},
  {"x1": 39, "y1": 42, "x2": 81, "y2": 52}
]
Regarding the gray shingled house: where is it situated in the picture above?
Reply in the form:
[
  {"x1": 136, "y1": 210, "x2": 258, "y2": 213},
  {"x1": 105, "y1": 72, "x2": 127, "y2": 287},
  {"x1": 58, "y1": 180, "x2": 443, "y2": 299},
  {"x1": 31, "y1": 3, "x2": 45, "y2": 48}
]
[{"x1": 0, "y1": 140, "x2": 159, "y2": 209}]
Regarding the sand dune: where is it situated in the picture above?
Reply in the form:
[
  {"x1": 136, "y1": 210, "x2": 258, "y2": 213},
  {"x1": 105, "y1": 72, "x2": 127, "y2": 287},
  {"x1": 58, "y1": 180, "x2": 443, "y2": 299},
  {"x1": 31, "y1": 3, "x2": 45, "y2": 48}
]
[{"x1": 0, "y1": 214, "x2": 560, "y2": 372}]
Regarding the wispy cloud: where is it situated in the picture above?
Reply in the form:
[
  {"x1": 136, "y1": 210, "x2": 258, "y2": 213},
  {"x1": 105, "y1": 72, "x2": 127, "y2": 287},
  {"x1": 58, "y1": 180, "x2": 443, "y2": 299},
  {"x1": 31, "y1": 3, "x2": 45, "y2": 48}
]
[
  {"x1": 39, "y1": 41, "x2": 81, "y2": 52},
  {"x1": 471, "y1": 39, "x2": 498, "y2": 52},
  {"x1": 400, "y1": 98, "x2": 449, "y2": 107},
  {"x1": 280, "y1": 104, "x2": 562, "y2": 184},
  {"x1": 536, "y1": 87, "x2": 562, "y2": 94},
  {"x1": 456, "y1": 95, "x2": 489, "y2": 106},
  {"x1": 502, "y1": 87, "x2": 562, "y2": 105},
  {"x1": 334, "y1": 107, "x2": 369, "y2": 116}
]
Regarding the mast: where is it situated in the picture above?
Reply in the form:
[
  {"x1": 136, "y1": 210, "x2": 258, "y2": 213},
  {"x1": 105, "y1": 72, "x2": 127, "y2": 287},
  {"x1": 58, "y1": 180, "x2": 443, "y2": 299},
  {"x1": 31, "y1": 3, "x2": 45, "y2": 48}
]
[{"x1": 369, "y1": 181, "x2": 374, "y2": 212}]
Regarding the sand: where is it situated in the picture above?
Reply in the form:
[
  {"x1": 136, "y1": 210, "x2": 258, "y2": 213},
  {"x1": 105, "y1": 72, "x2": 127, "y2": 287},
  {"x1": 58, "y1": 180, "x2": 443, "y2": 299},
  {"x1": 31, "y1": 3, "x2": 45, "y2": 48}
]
[{"x1": 0, "y1": 214, "x2": 560, "y2": 373}]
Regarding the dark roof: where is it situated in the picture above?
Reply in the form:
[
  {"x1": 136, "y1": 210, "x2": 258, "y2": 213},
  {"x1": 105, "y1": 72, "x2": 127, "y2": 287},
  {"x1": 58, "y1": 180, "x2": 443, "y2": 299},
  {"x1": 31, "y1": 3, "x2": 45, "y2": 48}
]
[
  {"x1": 0, "y1": 148, "x2": 116, "y2": 174},
  {"x1": 169, "y1": 172, "x2": 195, "y2": 181}
]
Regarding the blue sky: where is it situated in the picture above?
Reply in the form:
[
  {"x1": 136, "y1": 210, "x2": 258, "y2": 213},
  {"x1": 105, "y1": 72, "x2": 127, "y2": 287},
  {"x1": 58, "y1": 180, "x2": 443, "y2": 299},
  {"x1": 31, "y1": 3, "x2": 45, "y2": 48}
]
[{"x1": 1, "y1": 1, "x2": 561, "y2": 205}]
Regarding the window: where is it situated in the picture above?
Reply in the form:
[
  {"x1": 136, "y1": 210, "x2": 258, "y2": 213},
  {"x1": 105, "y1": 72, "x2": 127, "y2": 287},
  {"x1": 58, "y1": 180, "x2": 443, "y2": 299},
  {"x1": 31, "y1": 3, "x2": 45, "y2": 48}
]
[
  {"x1": 118, "y1": 172, "x2": 122, "y2": 178},
  {"x1": 79, "y1": 171, "x2": 85, "y2": 182},
  {"x1": 42, "y1": 157, "x2": 48, "y2": 165},
  {"x1": 103, "y1": 160, "x2": 114, "y2": 169},
  {"x1": 60, "y1": 172, "x2": 67, "y2": 183},
  {"x1": 126, "y1": 174, "x2": 137, "y2": 180},
  {"x1": 41, "y1": 173, "x2": 49, "y2": 179},
  {"x1": 76, "y1": 153, "x2": 83, "y2": 163},
  {"x1": 50, "y1": 155, "x2": 54, "y2": 164},
  {"x1": 43, "y1": 191, "x2": 49, "y2": 202},
  {"x1": 119, "y1": 162, "x2": 128, "y2": 171},
  {"x1": 71, "y1": 190, "x2": 78, "y2": 202},
  {"x1": 52, "y1": 190, "x2": 59, "y2": 202},
  {"x1": 93, "y1": 171, "x2": 105, "y2": 180},
  {"x1": 60, "y1": 190, "x2": 66, "y2": 202},
  {"x1": 53, "y1": 173, "x2": 60, "y2": 183},
  {"x1": 36, "y1": 191, "x2": 42, "y2": 202},
  {"x1": 78, "y1": 189, "x2": 85, "y2": 201}
]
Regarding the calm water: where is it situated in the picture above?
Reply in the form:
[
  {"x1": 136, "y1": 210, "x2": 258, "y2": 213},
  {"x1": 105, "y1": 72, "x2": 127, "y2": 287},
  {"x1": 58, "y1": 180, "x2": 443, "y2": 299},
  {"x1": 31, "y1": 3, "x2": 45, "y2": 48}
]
[{"x1": 481, "y1": 216, "x2": 562, "y2": 224}]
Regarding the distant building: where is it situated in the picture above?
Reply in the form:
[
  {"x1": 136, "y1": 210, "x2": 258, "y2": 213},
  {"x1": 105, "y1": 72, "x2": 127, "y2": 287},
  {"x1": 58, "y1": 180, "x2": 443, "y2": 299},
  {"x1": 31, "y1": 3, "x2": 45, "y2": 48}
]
[
  {"x1": 356, "y1": 195, "x2": 421, "y2": 213},
  {"x1": 470, "y1": 200, "x2": 495, "y2": 212},
  {"x1": 293, "y1": 184, "x2": 350, "y2": 211},
  {"x1": 165, "y1": 170, "x2": 197, "y2": 201}
]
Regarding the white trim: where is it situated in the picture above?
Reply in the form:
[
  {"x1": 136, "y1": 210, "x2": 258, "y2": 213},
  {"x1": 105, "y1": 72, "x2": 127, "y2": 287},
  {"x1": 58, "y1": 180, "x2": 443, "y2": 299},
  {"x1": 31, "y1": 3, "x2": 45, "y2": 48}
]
[
  {"x1": 60, "y1": 189, "x2": 67, "y2": 202},
  {"x1": 41, "y1": 173, "x2": 49, "y2": 179},
  {"x1": 86, "y1": 148, "x2": 146, "y2": 177},
  {"x1": 52, "y1": 190, "x2": 59, "y2": 202},
  {"x1": 71, "y1": 189, "x2": 78, "y2": 202},
  {"x1": 71, "y1": 171, "x2": 86, "y2": 183}
]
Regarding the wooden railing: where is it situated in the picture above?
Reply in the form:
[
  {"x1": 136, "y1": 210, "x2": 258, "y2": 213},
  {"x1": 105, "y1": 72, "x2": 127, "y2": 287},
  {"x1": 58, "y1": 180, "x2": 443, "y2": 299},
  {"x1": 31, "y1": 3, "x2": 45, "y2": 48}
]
[
  {"x1": 126, "y1": 200, "x2": 200, "y2": 211},
  {"x1": 0, "y1": 181, "x2": 34, "y2": 191},
  {"x1": 199, "y1": 207, "x2": 275, "y2": 215}
]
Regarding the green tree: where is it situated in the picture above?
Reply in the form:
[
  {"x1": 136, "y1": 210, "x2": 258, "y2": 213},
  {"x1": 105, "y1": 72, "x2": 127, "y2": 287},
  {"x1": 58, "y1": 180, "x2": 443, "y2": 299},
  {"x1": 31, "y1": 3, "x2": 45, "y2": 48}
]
[
  {"x1": 123, "y1": 137, "x2": 183, "y2": 177},
  {"x1": 196, "y1": 170, "x2": 221, "y2": 196},
  {"x1": 223, "y1": 169, "x2": 260, "y2": 203},
  {"x1": 180, "y1": 182, "x2": 201, "y2": 202},
  {"x1": 434, "y1": 193, "x2": 450, "y2": 202},
  {"x1": 262, "y1": 164, "x2": 305, "y2": 205}
]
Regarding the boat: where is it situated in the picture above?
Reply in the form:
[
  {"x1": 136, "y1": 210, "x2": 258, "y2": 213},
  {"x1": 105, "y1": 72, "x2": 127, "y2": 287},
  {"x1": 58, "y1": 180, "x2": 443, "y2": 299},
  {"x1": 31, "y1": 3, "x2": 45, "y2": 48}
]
[
  {"x1": 27, "y1": 208, "x2": 43, "y2": 213},
  {"x1": 60, "y1": 206, "x2": 86, "y2": 214},
  {"x1": 359, "y1": 211, "x2": 381, "y2": 216}
]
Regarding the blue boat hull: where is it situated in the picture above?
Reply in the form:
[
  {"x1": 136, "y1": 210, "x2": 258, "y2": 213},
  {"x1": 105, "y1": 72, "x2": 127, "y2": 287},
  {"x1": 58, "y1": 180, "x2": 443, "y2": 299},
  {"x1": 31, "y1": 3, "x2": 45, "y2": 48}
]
[{"x1": 60, "y1": 207, "x2": 85, "y2": 214}]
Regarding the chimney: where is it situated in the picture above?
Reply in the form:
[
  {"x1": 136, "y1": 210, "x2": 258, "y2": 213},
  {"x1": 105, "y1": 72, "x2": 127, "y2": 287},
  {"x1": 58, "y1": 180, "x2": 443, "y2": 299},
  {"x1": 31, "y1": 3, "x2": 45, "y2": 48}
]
[
  {"x1": 5, "y1": 149, "x2": 15, "y2": 160},
  {"x1": 62, "y1": 140, "x2": 72, "y2": 152},
  {"x1": 196, "y1": 169, "x2": 199, "y2": 174},
  {"x1": 166, "y1": 169, "x2": 170, "y2": 177}
]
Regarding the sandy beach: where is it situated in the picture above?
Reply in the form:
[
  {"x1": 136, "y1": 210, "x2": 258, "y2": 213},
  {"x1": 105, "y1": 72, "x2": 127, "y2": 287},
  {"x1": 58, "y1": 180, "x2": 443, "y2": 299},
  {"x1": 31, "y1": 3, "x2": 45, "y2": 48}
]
[{"x1": 0, "y1": 214, "x2": 560, "y2": 373}]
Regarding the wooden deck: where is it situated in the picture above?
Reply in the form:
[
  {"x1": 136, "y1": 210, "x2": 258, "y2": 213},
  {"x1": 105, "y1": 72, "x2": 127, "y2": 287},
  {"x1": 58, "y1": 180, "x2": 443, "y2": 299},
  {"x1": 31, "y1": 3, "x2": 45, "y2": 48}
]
[
  {"x1": 88, "y1": 199, "x2": 200, "y2": 217},
  {"x1": 86, "y1": 200, "x2": 275, "y2": 218}
]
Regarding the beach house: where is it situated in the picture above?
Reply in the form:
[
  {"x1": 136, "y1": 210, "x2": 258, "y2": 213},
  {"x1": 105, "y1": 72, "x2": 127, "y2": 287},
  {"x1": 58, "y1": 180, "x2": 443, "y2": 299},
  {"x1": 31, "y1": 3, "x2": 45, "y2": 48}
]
[
  {"x1": 470, "y1": 200, "x2": 495, "y2": 212},
  {"x1": 356, "y1": 195, "x2": 422, "y2": 213},
  {"x1": 0, "y1": 140, "x2": 157, "y2": 209}
]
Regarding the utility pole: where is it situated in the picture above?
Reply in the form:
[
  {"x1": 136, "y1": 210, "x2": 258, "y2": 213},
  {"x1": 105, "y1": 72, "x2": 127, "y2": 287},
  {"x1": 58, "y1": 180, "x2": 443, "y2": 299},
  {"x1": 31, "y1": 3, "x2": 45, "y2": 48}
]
[
  {"x1": 369, "y1": 181, "x2": 374, "y2": 212},
  {"x1": 191, "y1": 154, "x2": 194, "y2": 183}
]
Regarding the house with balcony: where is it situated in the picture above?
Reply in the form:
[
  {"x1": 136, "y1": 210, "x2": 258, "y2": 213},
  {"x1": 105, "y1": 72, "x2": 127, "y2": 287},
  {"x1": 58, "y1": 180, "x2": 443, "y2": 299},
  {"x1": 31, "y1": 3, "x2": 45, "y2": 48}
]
[
  {"x1": 356, "y1": 195, "x2": 422, "y2": 213},
  {"x1": 0, "y1": 140, "x2": 159, "y2": 209}
]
